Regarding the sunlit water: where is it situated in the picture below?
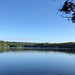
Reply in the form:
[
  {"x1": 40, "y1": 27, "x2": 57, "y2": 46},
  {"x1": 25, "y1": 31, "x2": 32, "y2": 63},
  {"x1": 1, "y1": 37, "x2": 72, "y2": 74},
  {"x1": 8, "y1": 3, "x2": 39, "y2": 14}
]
[{"x1": 0, "y1": 48, "x2": 75, "y2": 75}]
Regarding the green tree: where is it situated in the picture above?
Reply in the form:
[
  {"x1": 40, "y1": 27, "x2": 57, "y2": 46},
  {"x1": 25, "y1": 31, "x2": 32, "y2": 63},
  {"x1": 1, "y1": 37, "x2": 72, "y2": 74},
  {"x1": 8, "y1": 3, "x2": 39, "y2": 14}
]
[{"x1": 59, "y1": 0, "x2": 75, "y2": 23}]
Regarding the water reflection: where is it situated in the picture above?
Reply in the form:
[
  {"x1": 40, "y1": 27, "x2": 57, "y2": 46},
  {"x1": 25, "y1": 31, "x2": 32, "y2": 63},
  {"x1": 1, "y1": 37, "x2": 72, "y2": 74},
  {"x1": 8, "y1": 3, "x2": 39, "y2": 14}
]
[
  {"x1": 0, "y1": 47, "x2": 75, "y2": 54},
  {"x1": 0, "y1": 47, "x2": 75, "y2": 75}
]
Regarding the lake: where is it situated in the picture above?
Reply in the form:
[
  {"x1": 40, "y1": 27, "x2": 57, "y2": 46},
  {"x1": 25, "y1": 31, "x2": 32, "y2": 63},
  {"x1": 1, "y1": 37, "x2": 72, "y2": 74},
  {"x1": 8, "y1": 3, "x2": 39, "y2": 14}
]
[{"x1": 0, "y1": 48, "x2": 75, "y2": 75}]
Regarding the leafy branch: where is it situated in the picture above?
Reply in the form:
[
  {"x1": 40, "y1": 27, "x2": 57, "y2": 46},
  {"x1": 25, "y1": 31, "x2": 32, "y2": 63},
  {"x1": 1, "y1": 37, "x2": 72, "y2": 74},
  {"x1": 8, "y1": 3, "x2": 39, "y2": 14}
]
[{"x1": 59, "y1": 0, "x2": 75, "y2": 23}]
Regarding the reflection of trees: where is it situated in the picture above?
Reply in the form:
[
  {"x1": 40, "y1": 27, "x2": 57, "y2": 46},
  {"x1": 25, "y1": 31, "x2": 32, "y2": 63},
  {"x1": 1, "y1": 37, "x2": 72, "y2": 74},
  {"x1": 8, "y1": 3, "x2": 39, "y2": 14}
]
[{"x1": 0, "y1": 47, "x2": 75, "y2": 54}]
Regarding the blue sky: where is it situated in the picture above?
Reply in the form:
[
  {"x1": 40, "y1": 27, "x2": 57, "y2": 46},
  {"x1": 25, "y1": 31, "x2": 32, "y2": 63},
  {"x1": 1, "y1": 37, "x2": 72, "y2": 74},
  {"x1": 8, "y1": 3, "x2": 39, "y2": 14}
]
[{"x1": 0, "y1": 0, "x2": 75, "y2": 43}]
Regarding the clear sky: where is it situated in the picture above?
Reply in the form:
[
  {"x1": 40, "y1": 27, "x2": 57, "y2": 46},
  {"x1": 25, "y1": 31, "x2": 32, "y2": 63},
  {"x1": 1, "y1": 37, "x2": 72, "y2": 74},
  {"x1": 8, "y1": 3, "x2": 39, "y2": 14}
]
[{"x1": 0, "y1": 0, "x2": 75, "y2": 43}]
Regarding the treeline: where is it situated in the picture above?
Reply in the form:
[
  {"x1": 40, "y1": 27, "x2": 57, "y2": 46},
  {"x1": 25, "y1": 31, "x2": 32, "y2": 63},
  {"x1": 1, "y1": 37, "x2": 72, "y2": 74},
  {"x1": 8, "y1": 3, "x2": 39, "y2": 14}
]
[{"x1": 0, "y1": 40, "x2": 75, "y2": 48}]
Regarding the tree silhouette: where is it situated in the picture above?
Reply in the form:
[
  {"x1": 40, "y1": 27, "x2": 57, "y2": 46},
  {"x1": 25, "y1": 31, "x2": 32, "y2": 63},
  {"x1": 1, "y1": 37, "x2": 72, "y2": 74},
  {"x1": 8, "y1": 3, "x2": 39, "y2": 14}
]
[{"x1": 59, "y1": 0, "x2": 75, "y2": 23}]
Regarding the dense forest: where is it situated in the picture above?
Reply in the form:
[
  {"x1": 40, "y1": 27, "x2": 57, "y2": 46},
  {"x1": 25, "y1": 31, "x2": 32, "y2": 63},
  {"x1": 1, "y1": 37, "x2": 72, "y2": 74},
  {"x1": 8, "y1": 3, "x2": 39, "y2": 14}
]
[{"x1": 0, "y1": 40, "x2": 75, "y2": 48}]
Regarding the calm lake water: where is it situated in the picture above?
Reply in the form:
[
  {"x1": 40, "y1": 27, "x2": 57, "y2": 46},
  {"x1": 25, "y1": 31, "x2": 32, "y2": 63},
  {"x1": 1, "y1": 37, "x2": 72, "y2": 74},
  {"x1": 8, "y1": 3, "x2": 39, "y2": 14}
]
[{"x1": 0, "y1": 48, "x2": 75, "y2": 75}]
